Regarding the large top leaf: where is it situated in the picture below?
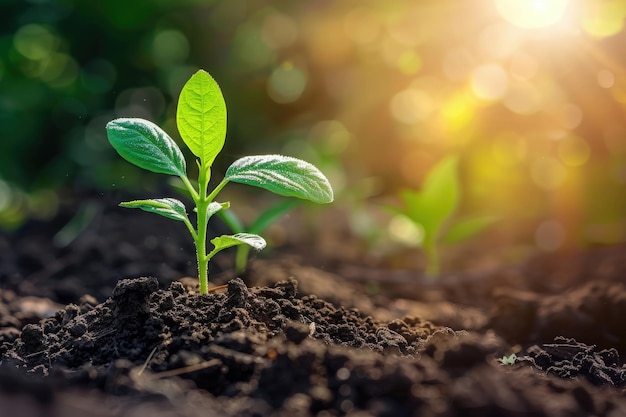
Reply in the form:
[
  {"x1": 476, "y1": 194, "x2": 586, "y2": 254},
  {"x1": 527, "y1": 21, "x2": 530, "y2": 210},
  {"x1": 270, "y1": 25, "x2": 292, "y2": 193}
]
[
  {"x1": 225, "y1": 155, "x2": 334, "y2": 204},
  {"x1": 106, "y1": 118, "x2": 186, "y2": 176},
  {"x1": 176, "y1": 70, "x2": 227, "y2": 166},
  {"x1": 402, "y1": 156, "x2": 459, "y2": 237}
]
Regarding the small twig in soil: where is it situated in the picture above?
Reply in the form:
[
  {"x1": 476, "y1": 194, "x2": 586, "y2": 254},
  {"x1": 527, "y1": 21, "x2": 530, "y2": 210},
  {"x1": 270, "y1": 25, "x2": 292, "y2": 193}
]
[
  {"x1": 140, "y1": 359, "x2": 221, "y2": 380},
  {"x1": 207, "y1": 284, "x2": 228, "y2": 293},
  {"x1": 92, "y1": 328, "x2": 116, "y2": 341},
  {"x1": 137, "y1": 346, "x2": 159, "y2": 376},
  {"x1": 23, "y1": 350, "x2": 48, "y2": 359}
]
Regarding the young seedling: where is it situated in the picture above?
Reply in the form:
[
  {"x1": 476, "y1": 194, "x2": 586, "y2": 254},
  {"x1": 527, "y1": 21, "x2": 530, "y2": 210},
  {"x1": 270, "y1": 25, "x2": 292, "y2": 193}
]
[
  {"x1": 498, "y1": 353, "x2": 517, "y2": 365},
  {"x1": 218, "y1": 199, "x2": 300, "y2": 274},
  {"x1": 390, "y1": 156, "x2": 497, "y2": 277},
  {"x1": 105, "y1": 70, "x2": 333, "y2": 294}
]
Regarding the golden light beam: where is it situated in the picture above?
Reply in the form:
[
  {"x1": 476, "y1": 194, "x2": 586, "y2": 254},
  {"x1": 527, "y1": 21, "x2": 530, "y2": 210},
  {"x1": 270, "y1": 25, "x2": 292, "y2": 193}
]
[{"x1": 495, "y1": 0, "x2": 570, "y2": 29}]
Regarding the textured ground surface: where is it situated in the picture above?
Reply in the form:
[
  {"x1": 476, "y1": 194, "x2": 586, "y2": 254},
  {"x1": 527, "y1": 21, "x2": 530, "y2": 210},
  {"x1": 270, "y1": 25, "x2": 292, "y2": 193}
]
[{"x1": 2, "y1": 199, "x2": 626, "y2": 416}]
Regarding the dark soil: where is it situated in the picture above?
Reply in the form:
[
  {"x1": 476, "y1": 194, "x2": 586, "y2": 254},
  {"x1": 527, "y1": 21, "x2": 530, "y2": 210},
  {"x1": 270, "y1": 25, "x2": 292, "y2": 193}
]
[{"x1": 2, "y1": 197, "x2": 626, "y2": 416}]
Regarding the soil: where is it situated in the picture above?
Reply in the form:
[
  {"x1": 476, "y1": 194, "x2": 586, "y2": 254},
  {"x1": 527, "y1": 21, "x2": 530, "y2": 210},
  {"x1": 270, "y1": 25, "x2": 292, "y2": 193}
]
[{"x1": 2, "y1": 195, "x2": 626, "y2": 416}]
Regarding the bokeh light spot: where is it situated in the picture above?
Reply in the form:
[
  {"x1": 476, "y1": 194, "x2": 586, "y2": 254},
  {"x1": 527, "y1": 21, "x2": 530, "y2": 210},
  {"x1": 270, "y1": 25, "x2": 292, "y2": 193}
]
[
  {"x1": 443, "y1": 48, "x2": 474, "y2": 81},
  {"x1": 557, "y1": 135, "x2": 590, "y2": 167},
  {"x1": 14, "y1": 24, "x2": 57, "y2": 60},
  {"x1": 559, "y1": 104, "x2": 582, "y2": 129},
  {"x1": 479, "y1": 24, "x2": 522, "y2": 58},
  {"x1": 597, "y1": 70, "x2": 615, "y2": 88},
  {"x1": 530, "y1": 156, "x2": 567, "y2": 190},
  {"x1": 309, "y1": 18, "x2": 351, "y2": 67},
  {"x1": 495, "y1": 0, "x2": 570, "y2": 29},
  {"x1": 267, "y1": 62, "x2": 307, "y2": 104},
  {"x1": 397, "y1": 51, "x2": 422, "y2": 75},
  {"x1": 439, "y1": 92, "x2": 477, "y2": 133},
  {"x1": 491, "y1": 131, "x2": 528, "y2": 166},
  {"x1": 581, "y1": 1, "x2": 626, "y2": 38},
  {"x1": 46, "y1": 54, "x2": 79, "y2": 88},
  {"x1": 262, "y1": 12, "x2": 298, "y2": 49},
  {"x1": 164, "y1": 66, "x2": 198, "y2": 99},
  {"x1": 471, "y1": 64, "x2": 509, "y2": 101},
  {"x1": 509, "y1": 52, "x2": 538, "y2": 81},
  {"x1": 388, "y1": 214, "x2": 424, "y2": 246},
  {"x1": 504, "y1": 80, "x2": 542, "y2": 114},
  {"x1": 232, "y1": 25, "x2": 275, "y2": 70},
  {"x1": 308, "y1": 120, "x2": 352, "y2": 155},
  {"x1": 535, "y1": 219, "x2": 565, "y2": 251},
  {"x1": 0, "y1": 180, "x2": 10, "y2": 211},
  {"x1": 390, "y1": 89, "x2": 433, "y2": 124},
  {"x1": 386, "y1": 9, "x2": 427, "y2": 47},
  {"x1": 344, "y1": 8, "x2": 380, "y2": 44},
  {"x1": 151, "y1": 30, "x2": 189, "y2": 68},
  {"x1": 610, "y1": 81, "x2": 626, "y2": 104}
]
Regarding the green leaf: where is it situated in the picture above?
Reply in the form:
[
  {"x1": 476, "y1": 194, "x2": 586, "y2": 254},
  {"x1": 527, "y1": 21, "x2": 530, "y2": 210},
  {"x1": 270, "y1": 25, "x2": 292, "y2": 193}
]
[
  {"x1": 443, "y1": 215, "x2": 498, "y2": 244},
  {"x1": 225, "y1": 155, "x2": 334, "y2": 204},
  {"x1": 106, "y1": 118, "x2": 186, "y2": 177},
  {"x1": 176, "y1": 70, "x2": 227, "y2": 166},
  {"x1": 119, "y1": 198, "x2": 189, "y2": 222},
  {"x1": 249, "y1": 199, "x2": 299, "y2": 234},
  {"x1": 401, "y1": 156, "x2": 460, "y2": 237},
  {"x1": 498, "y1": 353, "x2": 517, "y2": 366},
  {"x1": 53, "y1": 202, "x2": 98, "y2": 247},
  {"x1": 211, "y1": 233, "x2": 267, "y2": 252},
  {"x1": 206, "y1": 201, "x2": 230, "y2": 219},
  {"x1": 217, "y1": 209, "x2": 245, "y2": 234}
]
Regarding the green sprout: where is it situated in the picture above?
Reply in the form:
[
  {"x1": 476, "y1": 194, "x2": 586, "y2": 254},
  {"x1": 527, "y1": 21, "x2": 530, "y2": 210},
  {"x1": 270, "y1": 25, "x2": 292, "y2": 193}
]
[
  {"x1": 498, "y1": 353, "x2": 517, "y2": 365},
  {"x1": 105, "y1": 70, "x2": 333, "y2": 294},
  {"x1": 390, "y1": 156, "x2": 496, "y2": 277},
  {"x1": 218, "y1": 199, "x2": 299, "y2": 274}
]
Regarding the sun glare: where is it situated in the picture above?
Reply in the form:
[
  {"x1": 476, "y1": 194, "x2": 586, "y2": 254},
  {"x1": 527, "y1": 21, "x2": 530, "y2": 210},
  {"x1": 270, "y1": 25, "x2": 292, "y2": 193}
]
[{"x1": 495, "y1": 0, "x2": 570, "y2": 29}]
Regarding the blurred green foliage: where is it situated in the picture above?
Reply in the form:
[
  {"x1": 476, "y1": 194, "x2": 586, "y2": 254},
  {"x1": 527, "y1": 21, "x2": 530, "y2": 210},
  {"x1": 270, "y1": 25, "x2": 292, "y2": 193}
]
[
  {"x1": 0, "y1": 0, "x2": 328, "y2": 228},
  {"x1": 388, "y1": 156, "x2": 497, "y2": 276},
  {"x1": 2, "y1": 0, "x2": 625, "y2": 251},
  {"x1": 3, "y1": 0, "x2": 168, "y2": 189}
]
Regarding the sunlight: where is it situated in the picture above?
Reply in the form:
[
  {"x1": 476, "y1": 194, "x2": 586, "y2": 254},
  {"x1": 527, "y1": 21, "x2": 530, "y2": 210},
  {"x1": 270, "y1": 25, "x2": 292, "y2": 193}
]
[{"x1": 495, "y1": 0, "x2": 570, "y2": 29}]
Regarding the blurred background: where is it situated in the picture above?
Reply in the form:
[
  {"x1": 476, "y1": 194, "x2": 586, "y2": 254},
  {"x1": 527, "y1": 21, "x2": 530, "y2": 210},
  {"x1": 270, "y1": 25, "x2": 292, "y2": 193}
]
[{"x1": 1, "y1": 0, "x2": 626, "y2": 260}]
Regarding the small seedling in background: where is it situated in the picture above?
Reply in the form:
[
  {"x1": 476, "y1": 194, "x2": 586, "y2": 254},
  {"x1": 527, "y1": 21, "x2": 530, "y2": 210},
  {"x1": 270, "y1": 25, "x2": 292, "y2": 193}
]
[
  {"x1": 389, "y1": 156, "x2": 497, "y2": 277},
  {"x1": 218, "y1": 199, "x2": 299, "y2": 274},
  {"x1": 498, "y1": 353, "x2": 517, "y2": 365},
  {"x1": 106, "y1": 70, "x2": 333, "y2": 294}
]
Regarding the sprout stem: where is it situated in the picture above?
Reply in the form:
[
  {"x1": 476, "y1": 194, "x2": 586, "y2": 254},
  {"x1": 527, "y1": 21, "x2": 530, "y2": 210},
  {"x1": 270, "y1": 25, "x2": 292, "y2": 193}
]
[
  {"x1": 423, "y1": 238, "x2": 440, "y2": 279},
  {"x1": 180, "y1": 174, "x2": 199, "y2": 201},
  {"x1": 195, "y1": 166, "x2": 211, "y2": 294}
]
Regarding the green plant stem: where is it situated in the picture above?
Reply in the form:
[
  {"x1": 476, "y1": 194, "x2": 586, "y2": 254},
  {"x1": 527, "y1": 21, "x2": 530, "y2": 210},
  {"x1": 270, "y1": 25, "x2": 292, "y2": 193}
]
[
  {"x1": 235, "y1": 244, "x2": 251, "y2": 274},
  {"x1": 206, "y1": 178, "x2": 229, "y2": 202},
  {"x1": 182, "y1": 217, "x2": 197, "y2": 241},
  {"x1": 196, "y1": 196, "x2": 210, "y2": 294},
  {"x1": 423, "y1": 237, "x2": 440, "y2": 278},
  {"x1": 178, "y1": 173, "x2": 208, "y2": 292},
  {"x1": 179, "y1": 173, "x2": 229, "y2": 294},
  {"x1": 180, "y1": 175, "x2": 199, "y2": 201},
  {"x1": 195, "y1": 168, "x2": 211, "y2": 295}
]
